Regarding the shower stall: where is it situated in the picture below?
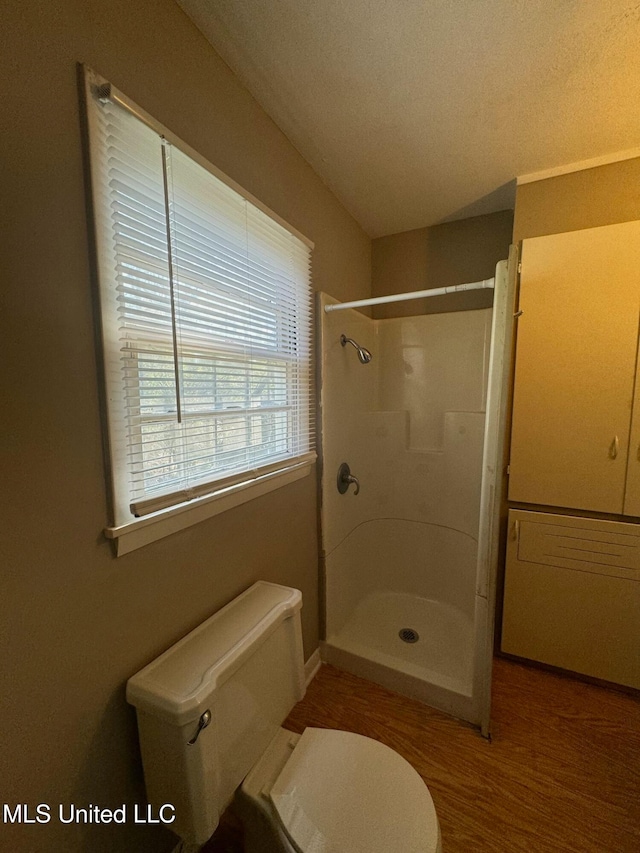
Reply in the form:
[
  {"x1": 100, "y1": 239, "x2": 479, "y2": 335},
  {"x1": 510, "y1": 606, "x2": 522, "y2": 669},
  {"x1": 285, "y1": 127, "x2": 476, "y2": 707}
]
[{"x1": 318, "y1": 255, "x2": 515, "y2": 734}]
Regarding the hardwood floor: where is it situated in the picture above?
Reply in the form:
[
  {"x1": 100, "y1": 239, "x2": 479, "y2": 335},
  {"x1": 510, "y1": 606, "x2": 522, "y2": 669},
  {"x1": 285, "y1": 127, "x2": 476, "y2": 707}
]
[{"x1": 203, "y1": 657, "x2": 640, "y2": 852}]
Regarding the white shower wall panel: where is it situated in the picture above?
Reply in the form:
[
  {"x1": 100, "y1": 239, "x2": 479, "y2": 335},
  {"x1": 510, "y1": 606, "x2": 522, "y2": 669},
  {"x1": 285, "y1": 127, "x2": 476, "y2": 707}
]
[
  {"x1": 352, "y1": 410, "x2": 486, "y2": 538},
  {"x1": 320, "y1": 298, "x2": 377, "y2": 556},
  {"x1": 321, "y1": 306, "x2": 491, "y2": 556},
  {"x1": 376, "y1": 312, "x2": 492, "y2": 450}
]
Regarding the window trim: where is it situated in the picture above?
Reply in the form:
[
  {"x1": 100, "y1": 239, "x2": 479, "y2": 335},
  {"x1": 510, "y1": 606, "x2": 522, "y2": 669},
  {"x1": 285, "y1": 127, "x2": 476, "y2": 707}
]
[
  {"x1": 81, "y1": 66, "x2": 316, "y2": 553},
  {"x1": 104, "y1": 455, "x2": 315, "y2": 556}
]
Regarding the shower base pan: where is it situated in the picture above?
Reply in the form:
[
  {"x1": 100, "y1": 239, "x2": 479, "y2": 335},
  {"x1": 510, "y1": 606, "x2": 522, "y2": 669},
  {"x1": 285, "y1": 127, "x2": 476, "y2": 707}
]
[{"x1": 322, "y1": 591, "x2": 475, "y2": 722}]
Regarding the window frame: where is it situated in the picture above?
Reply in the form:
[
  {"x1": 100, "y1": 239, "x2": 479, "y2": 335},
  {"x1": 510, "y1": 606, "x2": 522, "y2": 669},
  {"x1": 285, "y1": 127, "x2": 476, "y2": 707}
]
[{"x1": 81, "y1": 67, "x2": 315, "y2": 555}]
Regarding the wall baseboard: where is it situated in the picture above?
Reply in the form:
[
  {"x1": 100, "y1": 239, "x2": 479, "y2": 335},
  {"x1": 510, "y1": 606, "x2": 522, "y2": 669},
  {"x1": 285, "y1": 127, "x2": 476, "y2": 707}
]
[{"x1": 304, "y1": 648, "x2": 322, "y2": 686}]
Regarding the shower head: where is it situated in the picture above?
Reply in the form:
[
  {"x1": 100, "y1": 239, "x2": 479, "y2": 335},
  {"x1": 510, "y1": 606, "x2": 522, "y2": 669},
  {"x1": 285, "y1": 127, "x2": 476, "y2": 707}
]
[{"x1": 340, "y1": 334, "x2": 372, "y2": 364}]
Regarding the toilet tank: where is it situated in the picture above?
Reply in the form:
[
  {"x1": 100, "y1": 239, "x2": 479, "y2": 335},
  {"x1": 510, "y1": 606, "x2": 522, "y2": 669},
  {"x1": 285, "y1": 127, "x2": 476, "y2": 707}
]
[{"x1": 126, "y1": 581, "x2": 305, "y2": 845}]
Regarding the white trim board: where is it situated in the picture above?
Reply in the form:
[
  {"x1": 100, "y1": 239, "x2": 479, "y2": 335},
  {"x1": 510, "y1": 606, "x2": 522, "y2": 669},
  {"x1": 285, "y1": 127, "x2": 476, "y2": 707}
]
[
  {"x1": 517, "y1": 146, "x2": 640, "y2": 185},
  {"x1": 105, "y1": 461, "x2": 314, "y2": 556},
  {"x1": 304, "y1": 649, "x2": 322, "y2": 686}
]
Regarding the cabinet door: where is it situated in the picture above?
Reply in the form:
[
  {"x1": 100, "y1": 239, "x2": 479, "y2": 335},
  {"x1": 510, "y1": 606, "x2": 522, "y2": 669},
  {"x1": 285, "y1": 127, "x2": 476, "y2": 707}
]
[
  {"x1": 624, "y1": 346, "x2": 640, "y2": 516},
  {"x1": 501, "y1": 510, "x2": 640, "y2": 689},
  {"x1": 509, "y1": 221, "x2": 640, "y2": 514}
]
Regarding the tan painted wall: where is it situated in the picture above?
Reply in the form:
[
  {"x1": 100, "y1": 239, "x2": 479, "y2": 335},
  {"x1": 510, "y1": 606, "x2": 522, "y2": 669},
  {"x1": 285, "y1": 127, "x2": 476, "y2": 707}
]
[
  {"x1": 371, "y1": 210, "x2": 513, "y2": 318},
  {"x1": 0, "y1": 2, "x2": 370, "y2": 851},
  {"x1": 513, "y1": 157, "x2": 640, "y2": 242}
]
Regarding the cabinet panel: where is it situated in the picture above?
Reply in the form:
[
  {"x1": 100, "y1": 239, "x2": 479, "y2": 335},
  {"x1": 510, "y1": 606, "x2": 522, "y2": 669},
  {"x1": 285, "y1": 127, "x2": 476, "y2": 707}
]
[
  {"x1": 624, "y1": 341, "x2": 640, "y2": 516},
  {"x1": 509, "y1": 221, "x2": 640, "y2": 514},
  {"x1": 502, "y1": 510, "x2": 640, "y2": 689},
  {"x1": 517, "y1": 515, "x2": 640, "y2": 580}
]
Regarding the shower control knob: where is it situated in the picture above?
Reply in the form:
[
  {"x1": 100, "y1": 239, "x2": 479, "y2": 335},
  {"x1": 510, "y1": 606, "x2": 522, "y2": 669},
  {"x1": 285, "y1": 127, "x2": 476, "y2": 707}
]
[{"x1": 337, "y1": 462, "x2": 360, "y2": 495}]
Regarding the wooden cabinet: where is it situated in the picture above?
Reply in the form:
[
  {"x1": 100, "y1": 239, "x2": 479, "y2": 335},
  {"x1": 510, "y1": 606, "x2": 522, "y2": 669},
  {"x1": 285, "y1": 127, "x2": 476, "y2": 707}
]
[
  {"x1": 508, "y1": 220, "x2": 640, "y2": 515},
  {"x1": 505, "y1": 223, "x2": 640, "y2": 685},
  {"x1": 502, "y1": 510, "x2": 640, "y2": 689}
]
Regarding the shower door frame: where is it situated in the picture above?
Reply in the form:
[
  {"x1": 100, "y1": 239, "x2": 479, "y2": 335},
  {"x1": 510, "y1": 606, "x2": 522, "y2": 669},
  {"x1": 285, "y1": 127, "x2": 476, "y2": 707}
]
[{"x1": 472, "y1": 247, "x2": 519, "y2": 736}]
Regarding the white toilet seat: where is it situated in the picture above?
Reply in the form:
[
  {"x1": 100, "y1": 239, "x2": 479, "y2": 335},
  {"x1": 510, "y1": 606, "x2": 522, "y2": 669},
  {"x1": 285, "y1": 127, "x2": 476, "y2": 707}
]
[{"x1": 241, "y1": 727, "x2": 442, "y2": 853}]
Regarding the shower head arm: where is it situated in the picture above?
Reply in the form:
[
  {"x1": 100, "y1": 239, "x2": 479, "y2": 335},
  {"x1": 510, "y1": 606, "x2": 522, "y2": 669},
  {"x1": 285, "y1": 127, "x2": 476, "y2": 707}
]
[{"x1": 341, "y1": 335, "x2": 358, "y2": 351}]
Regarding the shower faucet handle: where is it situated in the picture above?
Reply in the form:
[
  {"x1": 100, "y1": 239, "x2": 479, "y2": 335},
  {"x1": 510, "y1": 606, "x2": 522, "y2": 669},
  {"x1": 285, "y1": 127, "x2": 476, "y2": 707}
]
[{"x1": 337, "y1": 462, "x2": 360, "y2": 495}]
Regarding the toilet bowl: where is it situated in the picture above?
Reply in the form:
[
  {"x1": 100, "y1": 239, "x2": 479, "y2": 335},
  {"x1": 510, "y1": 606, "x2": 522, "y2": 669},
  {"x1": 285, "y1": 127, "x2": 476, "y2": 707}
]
[
  {"x1": 127, "y1": 582, "x2": 442, "y2": 852},
  {"x1": 238, "y1": 726, "x2": 442, "y2": 853}
]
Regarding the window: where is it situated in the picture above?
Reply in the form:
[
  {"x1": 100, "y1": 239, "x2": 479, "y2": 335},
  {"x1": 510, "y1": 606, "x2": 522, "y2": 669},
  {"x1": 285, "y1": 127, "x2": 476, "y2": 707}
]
[{"x1": 83, "y1": 69, "x2": 315, "y2": 553}]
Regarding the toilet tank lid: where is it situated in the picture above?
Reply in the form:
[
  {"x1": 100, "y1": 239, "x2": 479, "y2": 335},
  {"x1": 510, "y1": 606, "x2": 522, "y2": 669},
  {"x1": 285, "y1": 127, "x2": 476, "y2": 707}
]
[{"x1": 126, "y1": 582, "x2": 302, "y2": 725}]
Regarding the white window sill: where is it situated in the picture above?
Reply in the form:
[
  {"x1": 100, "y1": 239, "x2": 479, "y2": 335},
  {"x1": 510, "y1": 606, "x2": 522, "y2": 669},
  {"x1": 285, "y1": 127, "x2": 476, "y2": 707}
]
[{"x1": 104, "y1": 456, "x2": 316, "y2": 556}]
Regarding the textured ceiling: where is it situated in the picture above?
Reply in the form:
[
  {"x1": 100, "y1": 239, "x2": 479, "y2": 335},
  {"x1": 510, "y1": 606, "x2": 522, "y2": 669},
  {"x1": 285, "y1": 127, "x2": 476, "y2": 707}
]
[{"x1": 177, "y1": 0, "x2": 640, "y2": 237}]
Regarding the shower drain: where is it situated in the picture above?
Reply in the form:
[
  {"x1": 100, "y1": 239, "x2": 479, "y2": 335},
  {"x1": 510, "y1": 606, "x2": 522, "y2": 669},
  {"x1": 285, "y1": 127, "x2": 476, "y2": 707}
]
[{"x1": 398, "y1": 628, "x2": 419, "y2": 644}]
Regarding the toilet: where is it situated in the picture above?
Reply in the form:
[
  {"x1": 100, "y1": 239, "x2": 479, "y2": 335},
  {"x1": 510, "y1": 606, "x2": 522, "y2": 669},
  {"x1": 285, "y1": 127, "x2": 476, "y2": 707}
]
[{"x1": 127, "y1": 581, "x2": 442, "y2": 852}]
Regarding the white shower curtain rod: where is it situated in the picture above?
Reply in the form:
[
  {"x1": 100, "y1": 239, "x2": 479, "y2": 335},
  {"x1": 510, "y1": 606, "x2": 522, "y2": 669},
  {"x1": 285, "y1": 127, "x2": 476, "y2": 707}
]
[{"x1": 323, "y1": 278, "x2": 495, "y2": 313}]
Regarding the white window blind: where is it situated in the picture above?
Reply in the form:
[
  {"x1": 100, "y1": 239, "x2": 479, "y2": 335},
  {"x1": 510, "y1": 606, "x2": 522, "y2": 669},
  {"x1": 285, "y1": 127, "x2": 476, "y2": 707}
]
[{"x1": 85, "y1": 75, "x2": 314, "y2": 525}]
